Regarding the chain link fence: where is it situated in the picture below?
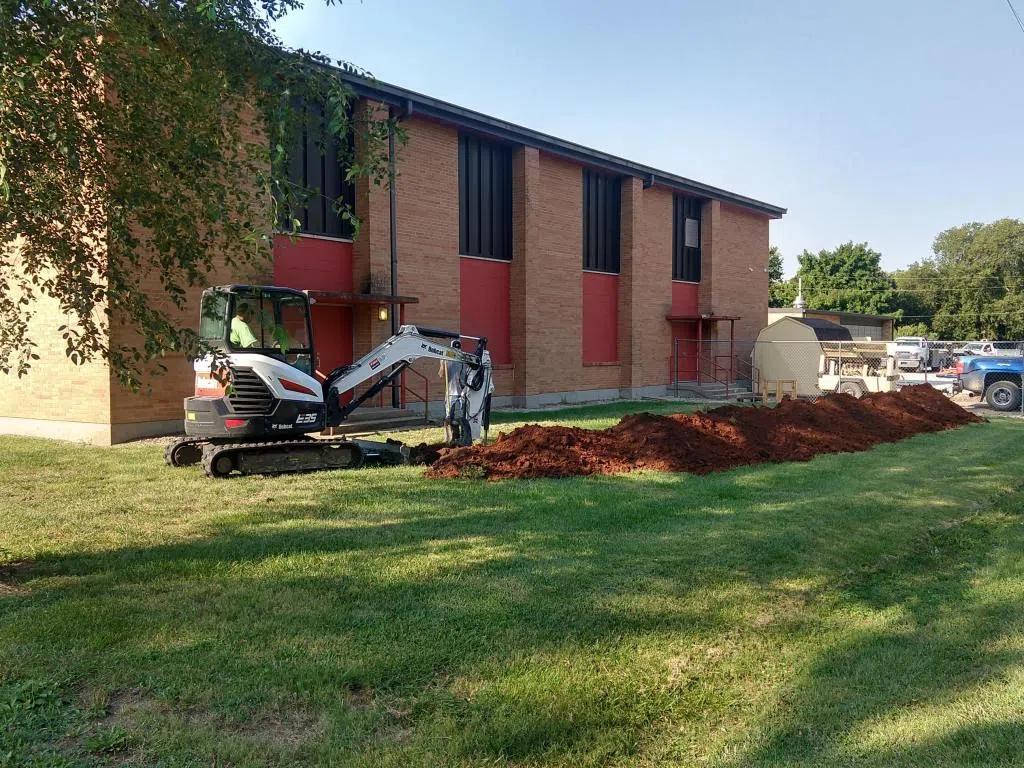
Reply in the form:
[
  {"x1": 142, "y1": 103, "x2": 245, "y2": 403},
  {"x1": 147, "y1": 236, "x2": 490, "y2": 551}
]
[{"x1": 669, "y1": 337, "x2": 1024, "y2": 403}]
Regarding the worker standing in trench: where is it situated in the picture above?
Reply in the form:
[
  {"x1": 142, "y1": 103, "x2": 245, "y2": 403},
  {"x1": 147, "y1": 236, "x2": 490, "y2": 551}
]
[
  {"x1": 438, "y1": 339, "x2": 465, "y2": 442},
  {"x1": 436, "y1": 339, "x2": 463, "y2": 391}
]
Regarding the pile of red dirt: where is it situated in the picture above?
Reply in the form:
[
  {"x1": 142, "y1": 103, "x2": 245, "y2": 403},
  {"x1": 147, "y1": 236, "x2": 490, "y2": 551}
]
[{"x1": 425, "y1": 385, "x2": 982, "y2": 481}]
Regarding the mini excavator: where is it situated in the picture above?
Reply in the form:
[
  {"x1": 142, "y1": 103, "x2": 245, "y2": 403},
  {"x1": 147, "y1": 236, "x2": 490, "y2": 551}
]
[{"x1": 164, "y1": 285, "x2": 493, "y2": 478}]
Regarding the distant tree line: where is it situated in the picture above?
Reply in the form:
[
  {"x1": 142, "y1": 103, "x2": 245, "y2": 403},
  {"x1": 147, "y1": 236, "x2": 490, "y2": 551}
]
[{"x1": 769, "y1": 219, "x2": 1024, "y2": 340}]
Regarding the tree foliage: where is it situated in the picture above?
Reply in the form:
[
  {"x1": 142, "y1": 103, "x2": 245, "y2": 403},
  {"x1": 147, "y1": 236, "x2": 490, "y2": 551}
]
[
  {"x1": 772, "y1": 242, "x2": 895, "y2": 315},
  {"x1": 928, "y1": 219, "x2": 1024, "y2": 339},
  {"x1": 1, "y1": 1, "x2": 394, "y2": 387},
  {"x1": 795, "y1": 242, "x2": 895, "y2": 315},
  {"x1": 890, "y1": 260, "x2": 939, "y2": 336},
  {"x1": 768, "y1": 245, "x2": 784, "y2": 284},
  {"x1": 888, "y1": 219, "x2": 1024, "y2": 340},
  {"x1": 771, "y1": 221, "x2": 1024, "y2": 340},
  {"x1": 768, "y1": 245, "x2": 797, "y2": 308},
  {"x1": 892, "y1": 321, "x2": 930, "y2": 337}
]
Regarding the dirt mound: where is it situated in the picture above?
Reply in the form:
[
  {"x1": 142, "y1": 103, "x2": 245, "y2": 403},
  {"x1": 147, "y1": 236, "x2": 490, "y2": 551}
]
[{"x1": 425, "y1": 385, "x2": 982, "y2": 481}]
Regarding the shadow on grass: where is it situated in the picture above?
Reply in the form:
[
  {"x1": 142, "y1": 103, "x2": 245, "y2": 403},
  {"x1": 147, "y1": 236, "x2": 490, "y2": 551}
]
[
  {"x1": 717, "y1": 484, "x2": 1024, "y2": 767},
  {"x1": 2, "y1": 423, "x2": 1024, "y2": 765}
]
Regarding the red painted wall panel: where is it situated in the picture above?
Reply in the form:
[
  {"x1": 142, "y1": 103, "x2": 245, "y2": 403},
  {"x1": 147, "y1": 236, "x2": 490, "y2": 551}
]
[
  {"x1": 671, "y1": 281, "x2": 699, "y2": 316},
  {"x1": 272, "y1": 234, "x2": 354, "y2": 293},
  {"x1": 459, "y1": 257, "x2": 511, "y2": 365},
  {"x1": 272, "y1": 235, "x2": 355, "y2": 389},
  {"x1": 582, "y1": 272, "x2": 618, "y2": 364},
  {"x1": 311, "y1": 305, "x2": 354, "y2": 403}
]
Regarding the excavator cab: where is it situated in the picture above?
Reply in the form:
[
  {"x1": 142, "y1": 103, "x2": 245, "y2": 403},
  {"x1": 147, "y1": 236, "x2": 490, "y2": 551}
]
[
  {"x1": 183, "y1": 285, "x2": 326, "y2": 443},
  {"x1": 199, "y1": 286, "x2": 315, "y2": 375}
]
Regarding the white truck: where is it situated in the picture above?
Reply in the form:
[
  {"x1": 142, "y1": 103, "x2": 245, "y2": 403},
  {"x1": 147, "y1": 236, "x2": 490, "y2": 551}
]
[
  {"x1": 887, "y1": 336, "x2": 944, "y2": 372},
  {"x1": 954, "y1": 340, "x2": 1021, "y2": 358}
]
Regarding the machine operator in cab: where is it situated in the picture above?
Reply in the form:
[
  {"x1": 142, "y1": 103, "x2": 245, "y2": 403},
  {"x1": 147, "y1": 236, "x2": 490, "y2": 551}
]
[{"x1": 230, "y1": 304, "x2": 259, "y2": 348}]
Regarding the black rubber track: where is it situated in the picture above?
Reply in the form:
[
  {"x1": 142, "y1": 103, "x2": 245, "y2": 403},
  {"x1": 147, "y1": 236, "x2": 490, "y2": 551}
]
[
  {"x1": 200, "y1": 437, "x2": 365, "y2": 479},
  {"x1": 164, "y1": 437, "x2": 207, "y2": 467}
]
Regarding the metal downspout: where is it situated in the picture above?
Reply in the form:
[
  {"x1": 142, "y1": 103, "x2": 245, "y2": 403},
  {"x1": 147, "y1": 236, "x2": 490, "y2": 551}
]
[{"x1": 389, "y1": 114, "x2": 400, "y2": 408}]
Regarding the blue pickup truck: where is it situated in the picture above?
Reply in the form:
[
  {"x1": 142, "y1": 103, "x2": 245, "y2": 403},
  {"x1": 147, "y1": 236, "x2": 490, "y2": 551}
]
[{"x1": 959, "y1": 356, "x2": 1024, "y2": 411}]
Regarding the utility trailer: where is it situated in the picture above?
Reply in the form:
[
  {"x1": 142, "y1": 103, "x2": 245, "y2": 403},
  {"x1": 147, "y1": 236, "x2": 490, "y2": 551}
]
[{"x1": 818, "y1": 341, "x2": 899, "y2": 398}]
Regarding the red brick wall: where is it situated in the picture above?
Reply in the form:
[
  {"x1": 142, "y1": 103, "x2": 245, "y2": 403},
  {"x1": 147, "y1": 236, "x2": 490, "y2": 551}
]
[
  {"x1": 622, "y1": 183, "x2": 674, "y2": 389},
  {"x1": 709, "y1": 203, "x2": 771, "y2": 343},
  {"x1": 0, "y1": 269, "x2": 112, "y2": 425},
  {"x1": 351, "y1": 100, "x2": 395, "y2": 376},
  {"x1": 391, "y1": 117, "x2": 463, "y2": 392},
  {"x1": 531, "y1": 152, "x2": 585, "y2": 393},
  {"x1": 509, "y1": 147, "x2": 539, "y2": 398}
]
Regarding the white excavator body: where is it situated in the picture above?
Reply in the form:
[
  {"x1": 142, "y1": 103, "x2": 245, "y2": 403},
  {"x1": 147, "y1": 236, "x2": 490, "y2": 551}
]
[{"x1": 167, "y1": 284, "x2": 493, "y2": 477}]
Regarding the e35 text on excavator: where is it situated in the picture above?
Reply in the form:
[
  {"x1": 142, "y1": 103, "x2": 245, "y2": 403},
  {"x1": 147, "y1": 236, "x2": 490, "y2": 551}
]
[{"x1": 164, "y1": 285, "x2": 493, "y2": 478}]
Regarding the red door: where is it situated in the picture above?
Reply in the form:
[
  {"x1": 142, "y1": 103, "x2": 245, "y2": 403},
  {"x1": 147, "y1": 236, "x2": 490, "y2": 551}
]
[
  {"x1": 671, "y1": 322, "x2": 699, "y2": 382},
  {"x1": 312, "y1": 305, "x2": 353, "y2": 404}
]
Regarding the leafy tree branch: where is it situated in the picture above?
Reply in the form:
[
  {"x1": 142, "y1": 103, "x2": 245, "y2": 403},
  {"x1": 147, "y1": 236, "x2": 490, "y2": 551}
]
[{"x1": 1, "y1": 1, "x2": 396, "y2": 387}]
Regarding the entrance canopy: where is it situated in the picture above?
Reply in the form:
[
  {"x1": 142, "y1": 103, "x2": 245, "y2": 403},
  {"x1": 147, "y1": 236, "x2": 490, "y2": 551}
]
[
  {"x1": 665, "y1": 313, "x2": 739, "y2": 323},
  {"x1": 306, "y1": 290, "x2": 419, "y2": 308},
  {"x1": 665, "y1": 313, "x2": 739, "y2": 346}
]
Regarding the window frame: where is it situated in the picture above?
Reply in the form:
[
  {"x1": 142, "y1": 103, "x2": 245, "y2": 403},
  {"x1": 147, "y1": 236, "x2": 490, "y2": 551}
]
[
  {"x1": 199, "y1": 289, "x2": 230, "y2": 347},
  {"x1": 227, "y1": 288, "x2": 314, "y2": 357}
]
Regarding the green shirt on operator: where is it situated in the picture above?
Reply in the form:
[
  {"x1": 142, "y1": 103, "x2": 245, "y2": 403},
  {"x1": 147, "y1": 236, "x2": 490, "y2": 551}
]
[{"x1": 230, "y1": 314, "x2": 259, "y2": 348}]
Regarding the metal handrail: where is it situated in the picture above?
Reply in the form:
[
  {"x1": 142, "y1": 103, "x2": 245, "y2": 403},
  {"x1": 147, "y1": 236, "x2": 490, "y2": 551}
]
[
  {"x1": 402, "y1": 366, "x2": 430, "y2": 423},
  {"x1": 375, "y1": 366, "x2": 431, "y2": 424},
  {"x1": 672, "y1": 338, "x2": 762, "y2": 399},
  {"x1": 706, "y1": 355, "x2": 732, "y2": 397},
  {"x1": 713, "y1": 354, "x2": 734, "y2": 385},
  {"x1": 672, "y1": 338, "x2": 734, "y2": 397},
  {"x1": 731, "y1": 355, "x2": 761, "y2": 395}
]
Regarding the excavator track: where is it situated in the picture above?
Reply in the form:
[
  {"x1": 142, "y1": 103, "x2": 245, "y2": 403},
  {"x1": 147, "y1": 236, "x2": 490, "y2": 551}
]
[
  {"x1": 164, "y1": 437, "x2": 207, "y2": 467},
  {"x1": 201, "y1": 437, "x2": 409, "y2": 479}
]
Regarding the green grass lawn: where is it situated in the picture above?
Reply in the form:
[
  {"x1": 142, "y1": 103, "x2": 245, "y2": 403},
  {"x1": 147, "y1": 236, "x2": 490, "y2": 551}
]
[{"x1": 2, "y1": 403, "x2": 1024, "y2": 767}]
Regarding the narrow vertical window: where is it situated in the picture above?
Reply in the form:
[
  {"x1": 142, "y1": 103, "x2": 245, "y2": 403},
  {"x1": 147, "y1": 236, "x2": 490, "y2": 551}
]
[
  {"x1": 283, "y1": 101, "x2": 355, "y2": 239},
  {"x1": 582, "y1": 169, "x2": 621, "y2": 273},
  {"x1": 673, "y1": 194, "x2": 703, "y2": 282},
  {"x1": 458, "y1": 133, "x2": 513, "y2": 260}
]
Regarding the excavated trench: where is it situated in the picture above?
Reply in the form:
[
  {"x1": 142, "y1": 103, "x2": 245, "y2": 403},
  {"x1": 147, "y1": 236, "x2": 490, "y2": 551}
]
[{"x1": 422, "y1": 385, "x2": 982, "y2": 481}]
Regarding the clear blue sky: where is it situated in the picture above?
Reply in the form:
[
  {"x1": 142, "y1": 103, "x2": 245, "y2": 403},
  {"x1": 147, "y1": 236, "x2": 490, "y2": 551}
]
[{"x1": 277, "y1": 0, "x2": 1024, "y2": 276}]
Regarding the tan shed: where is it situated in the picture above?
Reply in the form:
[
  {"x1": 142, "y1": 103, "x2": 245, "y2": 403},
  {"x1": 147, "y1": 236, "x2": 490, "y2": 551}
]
[{"x1": 753, "y1": 316, "x2": 853, "y2": 396}]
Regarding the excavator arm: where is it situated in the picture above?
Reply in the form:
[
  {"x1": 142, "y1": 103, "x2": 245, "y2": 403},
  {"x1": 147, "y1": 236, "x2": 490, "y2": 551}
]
[{"x1": 323, "y1": 325, "x2": 489, "y2": 428}]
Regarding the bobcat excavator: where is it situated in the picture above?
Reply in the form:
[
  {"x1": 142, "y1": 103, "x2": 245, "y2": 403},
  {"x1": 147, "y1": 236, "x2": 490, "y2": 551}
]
[{"x1": 164, "y1": 284, "x2": 493, "y2": 478}]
